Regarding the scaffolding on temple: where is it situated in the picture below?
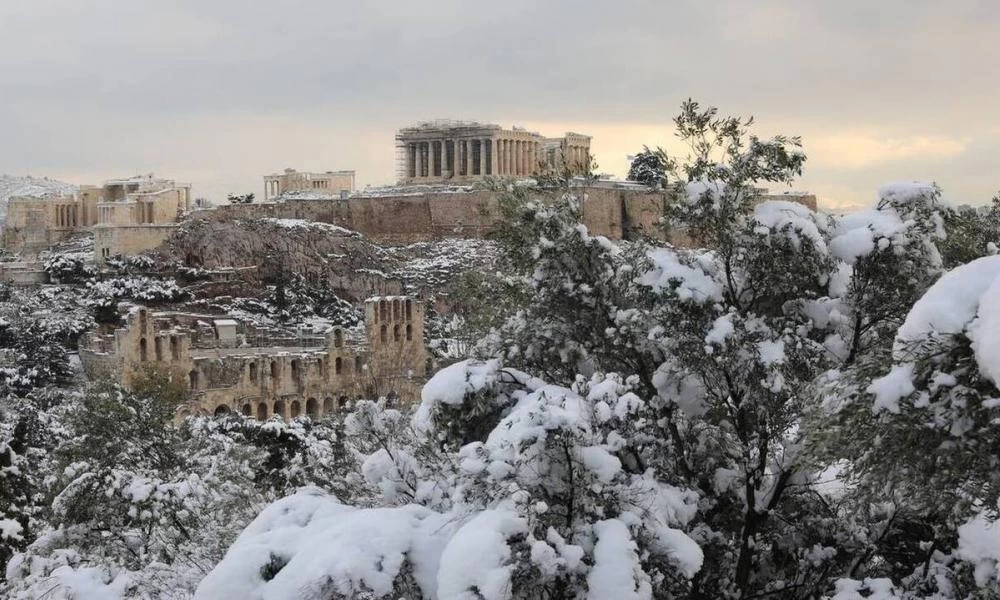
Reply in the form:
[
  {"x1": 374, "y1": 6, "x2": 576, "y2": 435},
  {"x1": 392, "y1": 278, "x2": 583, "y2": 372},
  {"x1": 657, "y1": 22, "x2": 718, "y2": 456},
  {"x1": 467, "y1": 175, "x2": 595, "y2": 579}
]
[{"x1": 394, "y1": 120, "x2": 501, "y2": 182}]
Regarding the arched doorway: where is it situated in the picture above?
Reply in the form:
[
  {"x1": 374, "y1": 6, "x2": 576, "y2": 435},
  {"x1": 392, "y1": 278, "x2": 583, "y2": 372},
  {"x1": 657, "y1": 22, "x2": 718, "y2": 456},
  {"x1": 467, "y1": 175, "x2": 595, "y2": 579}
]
[
  {"x1": 214, "y1": 405, "x2": 231, "y2": 417},
  {"x1": 290, "y1": 400, "x2": 301, "y2": 419},
  {"x1": 306, "y1": 398, "x2": 318, "y2": 419},
  {"x1": 256, "y1": 402, "x2": 268, "y2": 420},
  {"x1": 139, "y1": 338, "x2": 148, "y2": 362},
  {"x1": 189, "y1": 369, "x2": 199, "y2": 390},
  {"x1": 242, "y1": 403, "x2": 252, "y2": 416},
  {"x1": 323, "y1": 397, "x2": 333, "y2": 414},
  {"x1": 273, "y1": 399, "x2": 285, "y2": 419}
]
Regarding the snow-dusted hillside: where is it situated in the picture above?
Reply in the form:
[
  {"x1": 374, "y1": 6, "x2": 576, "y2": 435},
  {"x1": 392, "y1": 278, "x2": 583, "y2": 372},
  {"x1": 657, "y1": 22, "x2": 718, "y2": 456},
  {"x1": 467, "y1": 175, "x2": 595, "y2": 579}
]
[{"x1": 0, "y1": 175, "x2": 77, "y2": 223}]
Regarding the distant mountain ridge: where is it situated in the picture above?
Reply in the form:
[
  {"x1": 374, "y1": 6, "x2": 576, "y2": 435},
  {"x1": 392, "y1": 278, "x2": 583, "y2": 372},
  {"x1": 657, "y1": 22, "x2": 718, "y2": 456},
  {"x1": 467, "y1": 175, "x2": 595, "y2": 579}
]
[{"x1": 0, "y1": 175, "x2": 77, "y2": 223}]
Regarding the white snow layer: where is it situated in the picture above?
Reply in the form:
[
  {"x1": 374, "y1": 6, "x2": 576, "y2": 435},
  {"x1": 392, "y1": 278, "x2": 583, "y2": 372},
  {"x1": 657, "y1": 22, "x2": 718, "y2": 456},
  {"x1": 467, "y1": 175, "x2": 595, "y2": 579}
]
[
  {"x1": 194, "y1": 488, "x2": 454, "y2": 600},
  {"x1": 896, "y1": 256, "x2": 1000, "y2": 349},
  {"x1": 970, "y1": 275, "x2": 1000, "y2": 385},
  {"x1": 436, "y1": 510, "x2": 528, "y2": 600},
  {"x1": 752, "y1": 200, "x2": 828, "y2": 254},
  {"x1": 640, "y1": 248, "x2": 722, "y2": 303},
  {"x1": 957, "y1": 512, "x2": 1000, "y2": 586},
  {"x1": 894, "y1": 256, "x2": 1000, "y2": 385},
  {"x1": 867, "y1": 363, "x2": 915, "y2": 415},
  {"x1": 828, "y1": 181, "x2": 941, "y2": 265},
  {"x1": 587, "y1": 519, "x2": 652, "y2": 600},
  {"x1": 413, "y1": 358, "x2": 503, "y2": 432}
]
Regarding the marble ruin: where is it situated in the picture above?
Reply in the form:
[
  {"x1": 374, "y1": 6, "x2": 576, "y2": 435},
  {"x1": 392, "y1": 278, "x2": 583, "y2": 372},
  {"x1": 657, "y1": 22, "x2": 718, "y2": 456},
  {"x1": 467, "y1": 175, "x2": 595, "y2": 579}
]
[
  {"x1": 79, "y1": 296, "x2": 429, "y2": 420},
  {"x1": 395, "y1": 120, "x2": 591, "y2": 183},
  {"x1": 263, "y1": 168, "x2": 356, "y2": 200},
  {"x1": 3, "y1": 174, "x2": 191, "y2": 263}
]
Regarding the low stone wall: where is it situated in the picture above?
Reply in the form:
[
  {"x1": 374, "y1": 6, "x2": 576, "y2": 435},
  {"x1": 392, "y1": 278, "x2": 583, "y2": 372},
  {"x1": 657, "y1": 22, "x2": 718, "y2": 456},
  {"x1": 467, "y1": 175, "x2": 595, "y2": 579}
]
[
  {"x1": 79, "y1": 348, "x2": 119, "y2": 381},
  {"x1": 0, "y1": 262, "x2": 50, "y2": 285}
]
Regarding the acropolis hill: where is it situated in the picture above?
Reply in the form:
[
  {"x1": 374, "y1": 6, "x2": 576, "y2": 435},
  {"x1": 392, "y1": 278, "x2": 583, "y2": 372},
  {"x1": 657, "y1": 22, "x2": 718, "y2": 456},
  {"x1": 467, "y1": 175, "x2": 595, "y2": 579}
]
[{"x1": 0, "y1": 120, "x2": 818, "y2": 268}]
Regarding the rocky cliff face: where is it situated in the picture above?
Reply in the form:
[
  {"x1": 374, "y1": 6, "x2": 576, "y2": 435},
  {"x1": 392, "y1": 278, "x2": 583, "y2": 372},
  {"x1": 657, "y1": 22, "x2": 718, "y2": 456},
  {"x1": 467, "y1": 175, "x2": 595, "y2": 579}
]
[{"x1": 156, "y1": 217, "x2": 497, "y2": 302}]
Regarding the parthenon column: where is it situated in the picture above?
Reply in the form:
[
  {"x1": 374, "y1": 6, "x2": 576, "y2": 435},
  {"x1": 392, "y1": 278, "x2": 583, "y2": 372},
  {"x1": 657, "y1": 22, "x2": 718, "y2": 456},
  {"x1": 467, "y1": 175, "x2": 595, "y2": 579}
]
[
  {"x1": 415, "y1": 142, "x2": 423, "y2": 179},
  {"x1": 500, "y1": 140, "x2": 507, "y2": 175},
  {"x1": 483, "y1": 139, "x2": 491, "y2": 175},
  {"x1": 451, "y1": 139, "x2": 459, "y2": 177}
]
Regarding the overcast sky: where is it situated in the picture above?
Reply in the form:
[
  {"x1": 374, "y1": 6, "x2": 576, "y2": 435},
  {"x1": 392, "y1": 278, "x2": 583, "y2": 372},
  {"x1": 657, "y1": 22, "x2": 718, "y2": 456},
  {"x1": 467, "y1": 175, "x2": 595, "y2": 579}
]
[{"x1": 2, "y1": 0, "x2": 998, "y2": 209}]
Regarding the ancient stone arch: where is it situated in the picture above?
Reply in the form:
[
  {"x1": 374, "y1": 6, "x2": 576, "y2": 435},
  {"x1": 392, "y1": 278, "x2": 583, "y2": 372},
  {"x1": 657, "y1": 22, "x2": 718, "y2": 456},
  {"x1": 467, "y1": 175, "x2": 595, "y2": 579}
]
[
  {"x1": 256, "y1": 402, "x2": 268, "y2": 420},
  {"x1": 323, "y1": 397, "x2": 333, "y2": 414},
  {"x1": 290, "y1": 400, "x2": 301, "y2": 419},
  {"x1": 214, "y1": 405, "x2": 230, "y2": 416},
  {"x1": 306, "y1": 397, "x2": 318, "y2": 419}
]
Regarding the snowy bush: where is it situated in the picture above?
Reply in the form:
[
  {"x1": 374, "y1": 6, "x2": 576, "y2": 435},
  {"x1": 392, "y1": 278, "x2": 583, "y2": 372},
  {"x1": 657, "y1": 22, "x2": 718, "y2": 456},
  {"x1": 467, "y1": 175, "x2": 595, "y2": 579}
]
[{"x1": 197, "y1": 363, "x2": 704, "y2": 600}]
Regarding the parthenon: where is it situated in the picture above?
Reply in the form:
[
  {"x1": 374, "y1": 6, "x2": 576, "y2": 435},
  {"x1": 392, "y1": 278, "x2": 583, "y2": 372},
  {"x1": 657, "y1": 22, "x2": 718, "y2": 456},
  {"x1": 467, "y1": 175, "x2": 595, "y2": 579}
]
[{"x1": 396, "y1": 120, "x2": 591, "y2": 183}]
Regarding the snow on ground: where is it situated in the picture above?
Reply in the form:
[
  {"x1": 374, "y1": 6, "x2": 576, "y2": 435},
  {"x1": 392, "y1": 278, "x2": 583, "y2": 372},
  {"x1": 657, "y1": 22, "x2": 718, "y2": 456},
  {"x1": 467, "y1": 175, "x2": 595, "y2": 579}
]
[{"x1": 258, "y1": 218, "x2": 360, "y2": 237}]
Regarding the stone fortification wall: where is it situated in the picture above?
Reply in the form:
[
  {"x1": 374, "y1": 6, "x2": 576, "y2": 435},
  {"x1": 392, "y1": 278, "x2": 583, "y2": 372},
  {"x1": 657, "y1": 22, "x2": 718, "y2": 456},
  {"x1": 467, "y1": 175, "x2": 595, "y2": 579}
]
[{"x1": 191, "y1": 187, "x2": 668, "y2": 243}]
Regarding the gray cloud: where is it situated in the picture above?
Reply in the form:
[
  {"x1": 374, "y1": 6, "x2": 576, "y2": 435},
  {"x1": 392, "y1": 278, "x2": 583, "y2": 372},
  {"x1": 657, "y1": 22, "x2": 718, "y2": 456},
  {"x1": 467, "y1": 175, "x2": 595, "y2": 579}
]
[{"x1": 1, "y1": 0, "x2": 998, "y2": 206}]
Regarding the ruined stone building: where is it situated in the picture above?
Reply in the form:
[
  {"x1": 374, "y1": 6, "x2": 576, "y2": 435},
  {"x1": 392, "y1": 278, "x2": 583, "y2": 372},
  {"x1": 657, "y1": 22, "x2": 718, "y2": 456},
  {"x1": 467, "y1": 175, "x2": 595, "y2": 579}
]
[
  {"x1": 3, "y1": 174, "x2": 191, "y2": 263},
  {"x1": 93, "y1": 174, "x2": 192, "y2": 264},
  {"x1": 395, "y1": 120, "x2": 591, "y2": 184},
  {"x1": 263, "y1": 168, "x2": 356, "y2": 201},
  {"x1": 79, "y1": 296, "x2": 429, "y2": 421}
]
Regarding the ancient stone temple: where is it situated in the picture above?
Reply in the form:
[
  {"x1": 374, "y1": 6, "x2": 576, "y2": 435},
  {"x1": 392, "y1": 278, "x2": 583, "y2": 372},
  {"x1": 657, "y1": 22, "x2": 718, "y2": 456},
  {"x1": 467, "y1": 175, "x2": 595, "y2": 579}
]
[
  {"x1": 79, "y1": 296, "x2": 430, "y2": 421},
  {"x1": 395, "y1": 120, "x2": 591, "y2": 183},
  {"x1": 263, "y1": 168, "x2": 356, "y2": 200},
  {"x1": 3, "y1": 173, "x2": 191, "y2": 261}
]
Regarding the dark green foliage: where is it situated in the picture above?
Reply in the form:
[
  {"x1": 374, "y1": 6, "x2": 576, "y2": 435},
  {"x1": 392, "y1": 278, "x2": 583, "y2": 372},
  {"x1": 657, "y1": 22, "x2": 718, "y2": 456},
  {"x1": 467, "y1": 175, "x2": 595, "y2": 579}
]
[
  {"x1": 627, "y1": 146, "x2": 670, "y2": 187},
  {"x1": 939, "y1": 195, "x2": 1000, "y2": 268}
]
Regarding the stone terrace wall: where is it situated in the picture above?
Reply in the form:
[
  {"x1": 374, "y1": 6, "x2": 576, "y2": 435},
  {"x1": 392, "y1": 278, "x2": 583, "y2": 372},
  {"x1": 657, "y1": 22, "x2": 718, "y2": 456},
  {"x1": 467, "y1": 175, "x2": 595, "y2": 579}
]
[{"x1": 191, "y1": 187, "x2": 668, "y2": 243}]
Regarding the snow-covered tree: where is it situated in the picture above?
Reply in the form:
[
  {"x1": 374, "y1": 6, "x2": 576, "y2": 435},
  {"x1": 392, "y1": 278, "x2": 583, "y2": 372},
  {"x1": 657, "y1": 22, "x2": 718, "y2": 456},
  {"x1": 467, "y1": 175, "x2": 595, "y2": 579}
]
[
  {"x1": 627, "y1": 146, "x2": 670, "y2": 188},
  {"x1": 811, "y1": 253, "x2": 1000, "y2": 596}
]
